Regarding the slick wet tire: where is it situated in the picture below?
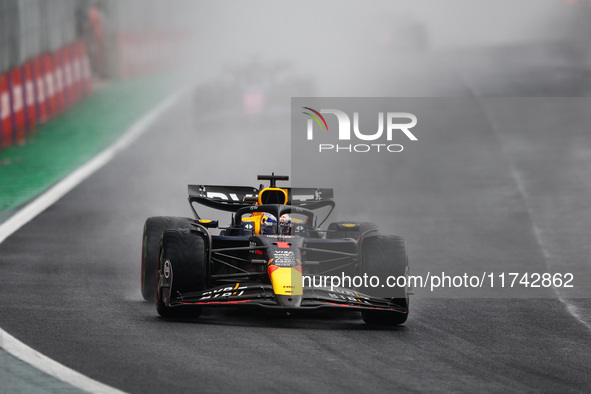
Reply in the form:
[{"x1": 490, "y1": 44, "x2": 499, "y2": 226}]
[
  {"x1": 156, "y1": 228, "x2": 207, "y2": 318},
  {"x1": 141, "y1": 216, "x2": 193, "y2": 301},
  {"x1": 360, "y1": 235, "x2": 409, "y2": 326},
  {"x1": 327, "y1": 221, "x2": 379, "y2": 240}
]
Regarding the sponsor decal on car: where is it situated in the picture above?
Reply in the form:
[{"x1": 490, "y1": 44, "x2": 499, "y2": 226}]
[
  {"x1": 163, "y1": 259, "x2": 171, "y2": 279},
  {"x1": 272, "y1": 250, "x2": 296, "y2": 267}
]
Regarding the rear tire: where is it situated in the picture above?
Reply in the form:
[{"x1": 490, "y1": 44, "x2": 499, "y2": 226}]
[
  {"x1": 141, "y1": 216, "x2": 193, "y2": 301},
  {"x1": 156, "y1": 228, "x2": 207, "y2": 318},
  {"x1": 360, "y1": 235, "x2": 409, "y2": 326}
]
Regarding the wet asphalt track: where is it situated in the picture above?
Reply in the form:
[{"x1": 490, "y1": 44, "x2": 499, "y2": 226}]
[{"x1": 1, "y1": 44, "x2": 591, "y2": 392}]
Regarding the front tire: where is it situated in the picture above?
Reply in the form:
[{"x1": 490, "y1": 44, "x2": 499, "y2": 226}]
[
  {"x1": 360, "y1": 235, "x2": 409, "y2": 326},
  {"x1": 141, "y1": 216, "x2": 193, "y2": 301},
  {"x1": 156, "y1": 228, "x2": 207, "y2": 318}
]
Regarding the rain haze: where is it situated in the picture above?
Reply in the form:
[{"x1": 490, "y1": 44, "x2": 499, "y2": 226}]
[{"x1": 2, "y1": 1, "x2": 591, "y2": 393}]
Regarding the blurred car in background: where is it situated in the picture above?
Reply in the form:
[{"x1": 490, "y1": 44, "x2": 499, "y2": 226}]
[{"x1": 194, "y1": 59, "x2": 315, "y2": 119}]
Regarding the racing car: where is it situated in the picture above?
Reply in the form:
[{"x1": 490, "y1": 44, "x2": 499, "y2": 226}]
[
  {"x1": 141, "y1": 174, "x2": 409, "y2": 325},
  {"x1": 194, "y1": 59, "x2": 315, "y2": 118}
]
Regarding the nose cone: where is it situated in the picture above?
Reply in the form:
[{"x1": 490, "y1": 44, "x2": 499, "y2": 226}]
[
  {"x1": 268, "y1": 265, "x2": 303, "y2": 308},
  {"x1": 275, "y1": 294, "x2": 302, "y2": 308},
  {"x1": 268, "y1": 266, "x2": 303, "y2": 296}
]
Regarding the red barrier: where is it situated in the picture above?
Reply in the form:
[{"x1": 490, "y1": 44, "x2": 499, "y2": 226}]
[
  {"x1": 0, "y1": 73, "x2": 13, "y2": 148},
  {"x1": 52, "y1": 52, "x2": 65, "y2": 115},
  {"x1": 60, "y1": 46, "x2": 74, "y2": 108},
  {"x1": 42, "y1": 54, "x2": 57, "y2": 118},
  {"x1": 0, "y1": 41, "x2": 98, "y2": 151},
  {"x1": 8, "y1": 68, "x2": 26, "y2": 142},
  {"x1": 22, "y1": 61, "x2": 37, "y2": 130},
  {"x1": 33, "y1": 57, "x2": 48, "y2": 123}
]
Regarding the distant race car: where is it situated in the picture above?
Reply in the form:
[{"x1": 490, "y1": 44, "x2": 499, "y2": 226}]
[
  {"x1": 194, "y1": 59, "x2": 315, "y2": 117},
  {"x1": 141, "y1": 174, "x2": 410, "y2": 325}
]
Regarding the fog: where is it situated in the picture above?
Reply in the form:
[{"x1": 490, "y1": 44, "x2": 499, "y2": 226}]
[{"x1": 180, "y1": 0, "x2": 586, "y2": 94}]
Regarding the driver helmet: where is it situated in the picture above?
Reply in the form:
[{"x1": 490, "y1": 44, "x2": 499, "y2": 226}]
[
  {"x1": 260, "y1": 213, "x2": 277, "y2": 234},
  {"x1": 279, "y1": 214, "x2": 292, "y2": 235}
]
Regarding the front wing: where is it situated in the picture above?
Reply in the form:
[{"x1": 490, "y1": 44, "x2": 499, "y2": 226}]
[{"x1": 167, "y1": 283, "x2": 408, "y2": 314}]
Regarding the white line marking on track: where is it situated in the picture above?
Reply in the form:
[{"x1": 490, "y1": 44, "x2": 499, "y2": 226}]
[
  {"x1": 0, "y1": 89, "x2": 184, "y2": 245},
  {"x1": 0, "y1": 86, "x2": 188, "y2": 392},
  {"x1": 465, "y1": 85, "x2": 591, "y2": 332},
  {"x1": 0, "y1": 330, "x2": 126, "y2": 394}
]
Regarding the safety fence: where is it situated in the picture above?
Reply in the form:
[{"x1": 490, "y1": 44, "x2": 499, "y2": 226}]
[
  {"x1": 0, "y1": 41, "x2": 93, "y2": 150},
  {"x1": 0, "y1": 0, "x2": 195, "y2": 152}
]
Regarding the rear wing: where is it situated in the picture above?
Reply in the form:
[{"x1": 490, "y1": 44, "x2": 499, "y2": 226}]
[
  {"x1": 188, "y1": 184, "x2": 335, "y2": 218},
  {"x1": 188, "y1": 185, "x2": 258, "y2": 213}
]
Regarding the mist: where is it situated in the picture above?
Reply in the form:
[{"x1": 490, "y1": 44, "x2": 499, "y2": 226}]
[{"x1": 179, "y1": 0, "x2": 585, "y2": 95}]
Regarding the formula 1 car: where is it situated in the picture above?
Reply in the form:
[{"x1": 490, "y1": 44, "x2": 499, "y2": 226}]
[
  {"x1": 194, "y1": 59, "x2": 315, "y2": 118},
  {"x1": 141, "y1": 174, "x2": 409, "y2": 325}
]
